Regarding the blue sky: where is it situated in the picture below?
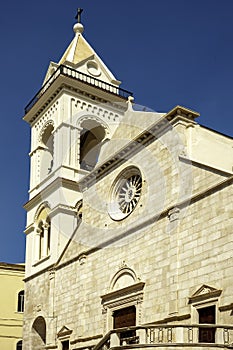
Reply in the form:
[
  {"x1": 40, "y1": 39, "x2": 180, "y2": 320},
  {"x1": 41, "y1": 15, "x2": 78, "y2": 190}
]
[{"x1": 0, "y1": 0, "x2": 232, "y2": 263}]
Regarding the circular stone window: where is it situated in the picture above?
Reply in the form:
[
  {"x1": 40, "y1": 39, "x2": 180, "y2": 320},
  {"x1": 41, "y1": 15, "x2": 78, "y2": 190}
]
[
  {"x1": 108, "y1": 167, "x2": 142, "y2": 221},
  {"x1": 86, "y1": 60, "x2": 101, "y2": 77}
]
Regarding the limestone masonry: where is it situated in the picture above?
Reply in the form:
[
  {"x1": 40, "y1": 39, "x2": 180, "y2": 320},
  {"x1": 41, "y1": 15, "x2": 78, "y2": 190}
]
[{"x1": 22, "y1": 13, "x2": 233, "y2": 350}]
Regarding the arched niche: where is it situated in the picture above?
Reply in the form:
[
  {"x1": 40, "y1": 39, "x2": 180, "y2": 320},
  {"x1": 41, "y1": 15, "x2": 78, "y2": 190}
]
[
  {"x1": 79, "y1": 119, "x2": 107, "y2": 170},
  {"x1": 31, "y1": 316, "x2": 46, "y2": 348},
  {"x1": 110, "y1": 266, "x2": 138, "y2": 291},
  {"x1": 39, "y1": 122, "x2": 54, "y2": 180}
]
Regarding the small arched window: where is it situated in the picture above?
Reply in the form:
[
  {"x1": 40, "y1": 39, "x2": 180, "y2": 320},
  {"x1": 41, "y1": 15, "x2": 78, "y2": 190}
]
[
  {"x1": 34, "y1": 205, "x2": 51, "y2": 262},
  {"x1": 17, "y1": 291, "x2": 24, "y2": 312},
  {"x1": 38, "y1": 219, "x2": 51, "y2": 260},
  {"x1": 16, "y1": 340, "x2": 22, "y2": 350}
]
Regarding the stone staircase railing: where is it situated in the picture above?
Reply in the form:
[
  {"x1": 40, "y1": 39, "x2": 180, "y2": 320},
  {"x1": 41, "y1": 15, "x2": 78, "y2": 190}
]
[{"x1": 93, "y1": 324, "x2": 233, "y2": 350}]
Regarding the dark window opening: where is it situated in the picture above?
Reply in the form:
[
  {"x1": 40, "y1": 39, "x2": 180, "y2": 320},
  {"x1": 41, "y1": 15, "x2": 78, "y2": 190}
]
[
  {"x1": 62, "y1": 340, "x2": 69, "y2": 350},
  {"x1": 17, "y1": 291, "x2": 24, "y2": 312},
  {"x1": 113, "y1": 306, "x2": 137, "y2": 345},
  {"x1": 79, "y1": 124, "x2": 105, "y2": 171},
  {"x1": 16, "y1": 340, "x2": 22, "y2": 350},
  {"x1": 198, "y1": 305, "x2": 216, "y2": 343}
]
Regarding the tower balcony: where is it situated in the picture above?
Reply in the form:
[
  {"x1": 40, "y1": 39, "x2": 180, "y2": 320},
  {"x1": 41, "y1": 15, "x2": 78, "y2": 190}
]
[
  {"x1": 24, "y1": 65, "x2": 133, "y2": 115},
  {"x1": 93, "y1": 325, "x2": 233, "y2": 350}
]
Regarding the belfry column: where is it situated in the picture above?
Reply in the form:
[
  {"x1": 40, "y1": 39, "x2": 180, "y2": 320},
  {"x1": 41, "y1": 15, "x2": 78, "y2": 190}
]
[
  {"x1": 42, "y1": 222, "x2": 50, "y2": 257},
  {"x1": 34, "y1": 227, "x2": 41, "y2": 262}
]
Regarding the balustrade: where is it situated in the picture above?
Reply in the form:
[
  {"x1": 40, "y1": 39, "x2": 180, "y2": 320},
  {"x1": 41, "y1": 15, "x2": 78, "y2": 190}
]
[
  {"x1": 25, "y1": 65, "x2": 132, "y2": 114},
  {"x1": 93, "y1": 325, "x2": 233, "y2": 350}
]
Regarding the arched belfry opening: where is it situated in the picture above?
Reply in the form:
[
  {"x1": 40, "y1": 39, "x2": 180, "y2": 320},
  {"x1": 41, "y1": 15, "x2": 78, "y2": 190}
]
[
  {"x1": 40, "y1": 123, "x2": 54, "y2": 180},
  {"x1": 79, "y1": 119, "x2": 106, "y2": 170},
  {"x1": 31, "y1": 316, "x2": 46, "y2": 348}
]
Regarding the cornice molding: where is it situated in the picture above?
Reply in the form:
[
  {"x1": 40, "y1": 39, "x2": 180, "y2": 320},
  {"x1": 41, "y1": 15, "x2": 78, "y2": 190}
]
[
  {"x1": 70, "y1": 334, "x2": 103, "y2": 345},
  {"x1": 188, "y1": 284, "x2": 222, "y2": 304},
  {"x1": 0, "y1": 262, "x2": 25, "y2": 272},
  {"x1": 24, "y1": 74, "x2": 127, "y2": 125},
  {"x1": 180, "y1": 155, "x2": 233, "y2": 177},
  {"x1": 219, "y1": 303, "x2": 233, "y2": 312},
  {"x1": 57, "y1": 325, "x2": 73, "y2": 338},
  {"x1": 166, "y1": 105, "x2": 200, "y2": 122},
  {"x1": 144, "y1": 313, "x2": 191, "y2": 325},
  {"x1": 24, "y1": 177, "x2": 81, "y2": 212},
  {"x1": 101, "y1": 282, "x2": 145, "y2": 305}
]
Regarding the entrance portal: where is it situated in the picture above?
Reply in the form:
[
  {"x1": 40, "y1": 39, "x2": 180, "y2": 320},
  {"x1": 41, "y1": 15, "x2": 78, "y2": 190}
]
[{"x1": 113, "y1": 306, "x2": 136, "y2": 344}]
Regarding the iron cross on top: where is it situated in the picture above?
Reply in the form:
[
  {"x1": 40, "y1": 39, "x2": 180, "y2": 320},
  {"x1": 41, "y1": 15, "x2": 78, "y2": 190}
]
[{"x1": 75, "y1": 8, "x2": 83, "y2": 23}]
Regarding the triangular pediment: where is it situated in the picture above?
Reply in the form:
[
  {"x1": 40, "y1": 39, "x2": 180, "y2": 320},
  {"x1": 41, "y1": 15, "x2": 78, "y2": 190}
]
[
  {"x1": 57, "y1": 325, "x2": 73, "y2": 338},
  {"x1": 189, "y1": 284, "x2": 222, "y2": 304}
]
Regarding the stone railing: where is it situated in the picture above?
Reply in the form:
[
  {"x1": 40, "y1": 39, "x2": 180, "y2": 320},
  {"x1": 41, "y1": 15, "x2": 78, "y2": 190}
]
[
  {"x1": 93, "y1": 324, "x2": 233, "y2": 350},
  {"x1": 24, "y1": 65, "x2": 133, "y2": 114}
]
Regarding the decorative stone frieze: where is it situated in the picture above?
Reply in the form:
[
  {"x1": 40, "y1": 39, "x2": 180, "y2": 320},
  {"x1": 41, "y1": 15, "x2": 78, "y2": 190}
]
[
  {"x1": 34, "y1": 102, "x2": 59, "y2": 131},
  {"x1": 72, "y1": 98, "x2": 121, "y2": 124}
]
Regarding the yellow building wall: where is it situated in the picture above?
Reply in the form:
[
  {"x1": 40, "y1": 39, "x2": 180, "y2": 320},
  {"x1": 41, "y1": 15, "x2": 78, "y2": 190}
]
[{"x1": 0, "y1": 263, "x2": 24, "y2": 350}]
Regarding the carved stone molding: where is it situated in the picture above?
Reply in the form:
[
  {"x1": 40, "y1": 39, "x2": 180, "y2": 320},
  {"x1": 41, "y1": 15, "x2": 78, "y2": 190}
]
[
  {"x1": 102, "y1": 306, "x2": 107, "y2": 315},
  {"x1": 109, "y1": 262, "x2": 140, "y2": 291},
  {"x1": 34, "y1": 304, "x2": 42, "y2": 312},
  {"x1": 34, "y1": 202, "x2": 51, "y2": 221},
  {"x1": 79, "y1": 254, "x2": 87, "y2": 265},
  {"x1": 72, "y1": 98, "x2": 120, "y2": 124},
  {"x1": 57, "y1": 325, "x2": 73, "y2": 338},
  {"x1": 101, "y1": 282, "x2": 145, "y2": 307},
  {"x1": 79, "y1": 115, "x2": 110, "y2": 136},
  {"x1": 101, "y1": 281, "x2": 145, "y2": 333},
  {"x1": 76, "y1": 199, "x2": 83, "y2": 219},
  {"x1": 38, "y1": 119, "x2": 55, "y2": 142},
  {"x1": 49, "y1": 270, "x2": 55, "y2": 280},
  {"x1": 35, "y1": 101, "x2": 59, "y2": 131},
  {"x1": 168, "y1": 207, "x2": 180, "y2": 222},
  {"x1": 188, "y1": 284, "x2": 222, "y2": 304}
]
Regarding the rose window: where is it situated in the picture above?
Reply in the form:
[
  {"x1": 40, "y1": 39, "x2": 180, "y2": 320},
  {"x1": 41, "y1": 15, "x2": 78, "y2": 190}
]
[{"x1": 109, "y1": 167, "x2": 142, "y2": 220}]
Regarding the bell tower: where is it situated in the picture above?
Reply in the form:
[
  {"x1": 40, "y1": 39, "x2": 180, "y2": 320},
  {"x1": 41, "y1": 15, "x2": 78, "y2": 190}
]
[{"x1": 23, "y1": 11, "x2": 132, "y2": 278}]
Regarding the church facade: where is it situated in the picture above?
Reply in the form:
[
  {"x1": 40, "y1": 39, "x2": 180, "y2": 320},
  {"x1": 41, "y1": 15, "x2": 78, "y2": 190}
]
[{"x1": 22, "y1": 13, "x2": 233, "y2": 350}]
